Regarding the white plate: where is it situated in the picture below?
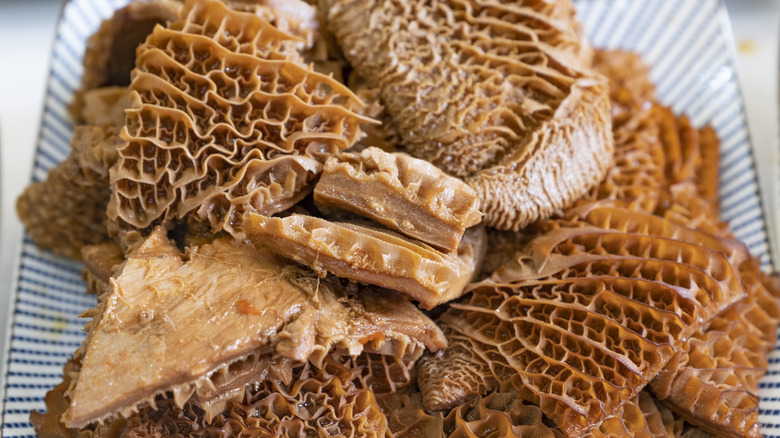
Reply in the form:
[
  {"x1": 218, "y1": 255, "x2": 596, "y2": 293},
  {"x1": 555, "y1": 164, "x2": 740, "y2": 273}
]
[{"x1": 1, "y1": 0, "x2": 776, "y2": 436}]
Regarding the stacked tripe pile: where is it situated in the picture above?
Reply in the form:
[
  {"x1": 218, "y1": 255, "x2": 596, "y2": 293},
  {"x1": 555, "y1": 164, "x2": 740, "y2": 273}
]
[{"x1": 17, "y1": 0, "x2": 779, "y2": 437}]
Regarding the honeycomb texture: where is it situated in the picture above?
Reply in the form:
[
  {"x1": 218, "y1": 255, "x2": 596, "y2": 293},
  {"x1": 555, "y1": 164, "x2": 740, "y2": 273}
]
[
  {"x1": 17, "y1": 126, "x2": 122, "y2": 259},
  {"x1": 108, "y1": 0, "x2": 372, "y2": 236},
  {"x1": 375, "y1": 391, "x2": 445, "y2": 438},
  {"x1": 80, "y1": 86, "x2": 131, "y2": 127},
  {"x1": 442, "y1": 391, "x2": 562, "y2": 438},
  {"x1": 649, "y1": 259, "x2": 780, "y2": 438},
  {"x1": 587, "y1": 391, "x2": 683, "y2": 438},
  {"x1": 71, "y1": 0, "x2": 181, "y2": 123},
  {"x1": 326, "y1": 0, "x2": 614, "y2": 230},
  {"x1": 35, "y1": 354, "x2": 392, "y2": 438},
  {"x1": 419, "y1": 204, "x2": 749, "y2": 436},
  {"x1": 354, "y1": 353, "x2": 416, "y2": 395},
  {"x1": 115, "y1": 355, "x2": 390, "y2": 438}
]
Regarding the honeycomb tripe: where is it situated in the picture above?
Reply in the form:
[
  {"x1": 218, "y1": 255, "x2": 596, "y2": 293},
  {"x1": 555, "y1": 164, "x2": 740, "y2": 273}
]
[
  {"x1": 326, "y1": 0, "x2": 614, "y2": 230},
  {"x1": 107, "y1": 0, "x2": 374, "y2": 237},
  {"x1": 649, "y1": 258, "x2": 780, "y2": 438},
  {"x1": 418, "y1": 206, "x2": 748, "y2": 436},
  {"x1": 587, "y1": 390, "x2": 683, "y2": 438}
]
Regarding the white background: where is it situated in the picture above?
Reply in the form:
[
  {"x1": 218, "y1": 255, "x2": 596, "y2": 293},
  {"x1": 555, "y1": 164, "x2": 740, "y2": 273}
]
[{"x1": 0, "y1": 0, "x2": 778, "y2": 361}]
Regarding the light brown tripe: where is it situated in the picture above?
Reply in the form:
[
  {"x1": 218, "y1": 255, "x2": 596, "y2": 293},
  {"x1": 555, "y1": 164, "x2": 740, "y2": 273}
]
[
  {"x1": 107, "y1": 0, "x2": 372, "y2": 237},
  {"x1": 326, "y1": 0, "x2": 614, "y2": 231}
]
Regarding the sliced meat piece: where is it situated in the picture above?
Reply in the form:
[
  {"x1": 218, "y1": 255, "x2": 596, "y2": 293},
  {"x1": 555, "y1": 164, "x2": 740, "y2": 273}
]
[
  {"x1": 587, "y1": 391, "x2": 683, "y2": 438},
  {"x1": 314, "y1": 147, "x2": 482, "y2": 252},
  {"x1": 326, "y1": 0, "x2": 613, "y2": 230},
  {"x1": 64, "y1": 227, "x2": 444, "y2": 428},
  {"x1": 17, "y1": 125, "x2": 122, "y2": 259},
  {"x1": 107, "y1": 0, "x2": 374, "y2": 237},
  {"x1": 649, "y1": 258, "x2": 780, "y2": 438},
  {"x1": 80, "y1": 86, "x2": 130, "y2": 127},
  {"x1": 243, "y1": 213, "x2": 486, "y2": 309},
  {"x1": 81, "y1": 241, "x2": 123, "y2": 295},
  {"x1": 418, "y1": 207, "x2": 748, "y2": 436},
  {"x1": 36, "y1": 353, "x2": 392, "y2": 438},
  {"x1": 71, "y1": 0, "x2": 180, "y2": 122}
]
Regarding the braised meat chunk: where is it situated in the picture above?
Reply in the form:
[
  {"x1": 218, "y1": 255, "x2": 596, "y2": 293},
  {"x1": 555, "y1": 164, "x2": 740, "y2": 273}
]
[
  {"x1": 243, "y1": 213, "x2": 486, "y2": 309},
  {"x1": 71, "y1": 0, "x2": 180, "y2": 122},
  {"x1": 315, "y1": 147, "x2": 482, "y2": 252}
]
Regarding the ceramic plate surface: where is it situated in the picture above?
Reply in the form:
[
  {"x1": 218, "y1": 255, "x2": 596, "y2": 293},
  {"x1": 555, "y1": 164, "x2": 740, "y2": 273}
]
[{"x1": 1, "y1": 0, "x2": 777, "y2": 436}]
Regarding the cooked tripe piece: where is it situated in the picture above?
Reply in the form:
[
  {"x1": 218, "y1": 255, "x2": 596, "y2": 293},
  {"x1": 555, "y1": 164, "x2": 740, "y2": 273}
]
[
  {"x1": 314, "y1": 147, "x2": 482, "y2": 252},
  {"x1": 64, "y1": 227, "x2": 445, "y2": 428},
  {"x1": 244, "y1": 213, "x2": 487, "y2": 309},
  {"x1": 17, "y1": 125, "x2": 122, "y2": 259},
  {"x1": 418, "y1": 206, "x2": 748, "y2": 436},
  {"x1": 108, "y1": 0, "x2": 374, "y2": 236},
  {"x1": 650, "y1": 259, "x2": 780, "y2": 438},
  {"x1": 326, "y1": 0, "x2": 613, "y2": 230}
]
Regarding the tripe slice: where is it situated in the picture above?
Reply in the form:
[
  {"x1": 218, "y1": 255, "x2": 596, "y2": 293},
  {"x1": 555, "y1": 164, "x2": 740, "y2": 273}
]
[
  {"x1": 244, "y1": 213, "x2": 486, "y2": 309},
  {"x1": 314, "y1": 147, "x2": 482, "y2": 252}
]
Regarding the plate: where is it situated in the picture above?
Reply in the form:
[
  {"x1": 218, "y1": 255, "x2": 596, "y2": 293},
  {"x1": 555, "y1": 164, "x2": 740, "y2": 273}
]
[{"x1": 0, "y1": 0, "x2": 776, "y2": 435}]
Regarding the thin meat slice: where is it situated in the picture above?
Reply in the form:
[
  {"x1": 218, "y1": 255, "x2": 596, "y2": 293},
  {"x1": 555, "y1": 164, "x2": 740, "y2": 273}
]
[
  {"x1": 243, "y1": 213, "x2": 487, "y2": 309},
  {"x1": 314, "y1": 147, "x2": 482, "y2": 252},
  {"x1": 64, "y1": 227, "x2": 444, "y2": 428}
]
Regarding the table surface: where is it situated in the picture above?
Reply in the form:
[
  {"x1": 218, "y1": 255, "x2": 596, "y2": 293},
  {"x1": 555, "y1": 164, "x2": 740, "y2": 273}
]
[{"x1": 0, "y1": 0, "x2": 778, "y2": 377}]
